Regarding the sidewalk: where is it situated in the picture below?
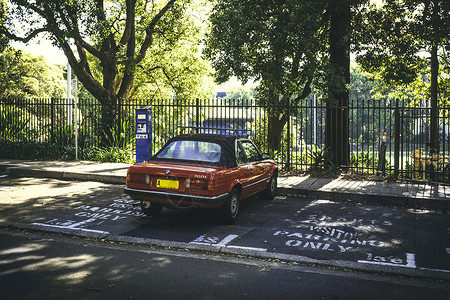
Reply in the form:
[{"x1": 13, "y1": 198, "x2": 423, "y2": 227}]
[{"x1": 1, "y1": 159, "x2": 449, "y2": 210}]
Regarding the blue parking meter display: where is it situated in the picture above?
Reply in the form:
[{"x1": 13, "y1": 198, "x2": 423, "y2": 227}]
[{"x1": 135, "y1": 107, "x2": 152, "y2": 163}]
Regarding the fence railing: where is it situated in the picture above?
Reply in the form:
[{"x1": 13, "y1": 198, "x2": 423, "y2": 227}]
[{"x1": 1, "y1": 97, "x2": 449, "y2": 183}]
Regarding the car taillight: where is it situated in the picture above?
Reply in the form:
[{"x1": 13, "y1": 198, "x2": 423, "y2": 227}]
[
  {"x1": 207, "y1": 180, "x2": 215, "y2": 190},
  {"x1": 185, "y1": 178, "x2": 215, "y2": 190},
  {"x1": 129, "y1": 173, "x2": 150, "y2": 184}
]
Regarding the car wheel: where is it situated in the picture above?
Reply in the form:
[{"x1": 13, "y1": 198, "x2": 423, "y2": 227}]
[
  {"x1": 220, "y1": 188, "x2": 240, "y2": 224},
  {"x1": 141, "y1": 201, "x2": 163, "y2": 217},
  {"x1": 262, "y1": 173, "x2": 277, "y2": 200}
]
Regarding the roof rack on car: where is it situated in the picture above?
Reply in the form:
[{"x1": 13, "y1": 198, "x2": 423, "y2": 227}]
[{"x1": 179, "y1": 126, "x2": 252, "y2": 137}]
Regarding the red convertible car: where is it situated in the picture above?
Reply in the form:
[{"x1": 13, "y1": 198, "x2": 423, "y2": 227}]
[{"x1": 124, "y1": 134, "x2": 277, "y2": 224}]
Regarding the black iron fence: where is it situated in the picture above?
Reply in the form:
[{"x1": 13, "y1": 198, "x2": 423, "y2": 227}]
[{"x1": 1, "y1": 97, "x2": 449, "y2": 182}]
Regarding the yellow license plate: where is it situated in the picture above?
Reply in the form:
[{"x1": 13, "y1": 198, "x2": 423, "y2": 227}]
[{"x1": 156, "y1": 179, "x2": 179, "y2": 189}]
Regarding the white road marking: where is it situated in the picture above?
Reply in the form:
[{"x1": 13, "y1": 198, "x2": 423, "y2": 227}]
[
  {"x1": 418, "y1": 267, "x2": 450, "y2": 273},
  {"x1": 217, "y1": 234, "x2": 239, "y2": 246},
  {"x1": 226, "y1": 245, "x2": 267, "y2": 252},
  {"x1": 190, "y1": 234, "x2": 267, "y2": 251},
  {"x1": 190, "y1": 234, "x2": 239, "y2": 246},
  {"x1": 31, "y1": 219, "x2": 110, "y2": 235},
  {"x1": 358, "y1": 253, "x2": 416, "y2": 268}
]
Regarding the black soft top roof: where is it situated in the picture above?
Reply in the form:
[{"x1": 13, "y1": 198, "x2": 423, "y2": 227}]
[{"x1": 151, "y1": 134, "x2": 240, "y2": 167}]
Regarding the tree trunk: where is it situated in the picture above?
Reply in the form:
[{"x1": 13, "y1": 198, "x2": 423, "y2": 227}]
[
  {"x1": 267, "y1": 114, "x2": 288, "y2": 153},
  {"x1": 100, "y1": 96, "x2": 120, "y2": 147},
  {"x1": 430, "y1": 1, "x2": 440, "y2": 180},
  {"x1": 429, "y1": 1, "x2": 440, "y2": 158},
  {"x1": 429, "y1": 0, "x2": 440, "y2": 180},
  {"x1": 430, "y1": 44, "x2": 439, "y2": 155},
  {"x1": 325, "y1": 0, "x2": 350, "y2": 168}
]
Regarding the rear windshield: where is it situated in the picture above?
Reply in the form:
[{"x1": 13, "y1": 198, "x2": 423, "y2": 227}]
[{"x1": 156, "y1": 140, "x2": 222, "y2": 163}]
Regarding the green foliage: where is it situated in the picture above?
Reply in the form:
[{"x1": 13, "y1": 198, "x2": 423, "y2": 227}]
[
  {"x1": 354, "y1": 0, "x2": 450, "y2": 97},
  {"x1": 348, "y1": 64, "x2": 394, "y2": 150},
  {"x1": 4, "y1": 1, "x2": 215, "y2": 147},
  {"x1": 52, "y1": 125, "x2": 75, "y2": 146},
  {"x1": 85, "y1": 145, "x2": 134, "y2": 164},
  {"x1": 204, "y1": 0, "x2": 328, "y2": 152},
  {"x1": 0, "y1": 138, "x2": 135, "y2": 163},
  {"x1": 0, "y1": 0, "x2": 7, "y2": 52},
  {"x1": 308, "y1": 144, "x2": 332, "y2": 168},
  {"x1": 0, "y1": 139, "x2": 76, "y2": 160},
  {"x1": 349, "y1": 150, "x2": 377, "y2": 168},
  {"x1": 440, "y1": 54, "x2": 450, "y2": 106},
  {"x1": 96, "y1": 116, "x2": 135, "y2": 151},
  {"x1": 85, "y1": 116, "x2": 135, "y2": 163},
  {"x1": 225, "y1": 86, "x2": 256, "y2": 106},
  {"x1": 350, "y1": 63, "x2": 375, "y2": 102},
  {"x1": 0, "y1": 47, "x2": 65, "y2": 98},
  {"x1": 91, "y1": 0, "x2": 216, "y2": 101},
  {"x1": 0, "y1": 105, "x2": 28, "y2": 139},
  {"x1": 4, "y1": 0, "x2": 213, "y2": 101},
  {"x1": 205, "y1": 0, "x2": 324, "y2": 95},
  {"x1": 136, "y1": 2, "x2": 215, "y2": 99}
]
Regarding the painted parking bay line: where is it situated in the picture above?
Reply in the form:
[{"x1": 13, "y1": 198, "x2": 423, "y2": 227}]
[
  {"x1": 190, "y1": 234, "x2": 239, "y2": 246},
  {"x1": 226, "y1": 245, "x2": 268, "y2": 252},
  {"x1": 31, "y1": 218, "x2": 111, "y2": 235},
  {"x1": 190, "y1": 234, "x2": 267, "y2": 252}
]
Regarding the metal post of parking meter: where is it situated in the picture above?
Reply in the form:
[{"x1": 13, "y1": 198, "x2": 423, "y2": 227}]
[{"x1": 135, "y1": 107, "x2": 152, "y2": 164}]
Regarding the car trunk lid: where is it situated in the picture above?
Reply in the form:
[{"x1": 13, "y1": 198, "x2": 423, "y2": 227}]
[{"x1": 126, "y1": 161, "x2": 224, "y2": 193}]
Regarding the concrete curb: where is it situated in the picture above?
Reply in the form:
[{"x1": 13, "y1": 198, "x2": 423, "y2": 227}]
[
  {"x1": 278, "y1": 187, "x2": 450, "y2": 211},
  {"x1": 2, "y1": 221, "x2": 449, "y2": 282},
  {"x1": 5, "y1": 166, "x2": 125, "y2": 184}
]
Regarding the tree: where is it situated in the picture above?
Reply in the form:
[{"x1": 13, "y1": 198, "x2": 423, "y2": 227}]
[
  {"x1": 0, "y1": 0, "x2": 7, "y2": 52},
  {"x1": 205, "y1": 0, "x2": 371, "y2": 168},
  {"x1": 320, "y1": 0, "x2": 371, "y2": 168},
  {"x1": 1, "y1": 0, "x2": 206, "y2": 145},
  {"x1": 225, "y1": 86, "x2": 256, "y2": 106},
  {"x1": 204, "y1": 0, "x2": 327, "y2": 153},
  {"x1": 324, "y1": 0, "x2": 350, "y2": 168},
  {"x1": 130, "y1": 2, "x2": 215, "y2": 100},
  {"x1": 355, "y1": 0, "x2": 450, "y2": 158},
  {"x1": 0, "y1": 47, "x2": 65, "y2": 98},
  {"x1": 349, "y1": 63, "x2": 375, "y2": 147}
]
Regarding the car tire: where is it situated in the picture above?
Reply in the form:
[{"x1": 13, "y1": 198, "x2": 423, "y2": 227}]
[
  {"x1": 141, "y1": 201, "x2": 163, "y2": 217},
  {"x1": 262, "y1": 173, "x2": 277, "y2": 200},
  {"x1": 220, "y1": 188, "x2": 240, "y2": 224}
]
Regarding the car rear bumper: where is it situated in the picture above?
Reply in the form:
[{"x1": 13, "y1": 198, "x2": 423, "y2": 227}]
[{"x1": 124, "y1": 187, "x2": 229, "y2": 208}]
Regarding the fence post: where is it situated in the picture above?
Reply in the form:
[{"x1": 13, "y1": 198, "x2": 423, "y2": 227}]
[
  {"x1": 196, "y1": 98, "x2": 200, "y2": 133},
  {"x1": 286, "y1": 104, "x2": 291, "y2": 171},
  {"x1": 377, "y1": 131, "x2": 387, "y2": 177},
  {"x1": 394, "y1": 100, "x2": 400, "y2": 178},
  {"x1": 117, "y1": 97, "x2": 122, "y2": 146},
  {"x1": 51, "y1": 98, "x2": 55, "y2": 144}
]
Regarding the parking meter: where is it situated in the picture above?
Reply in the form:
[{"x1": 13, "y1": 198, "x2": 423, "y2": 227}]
[{"x1": 135, "y1": 107, "x2": 152, "y2": 163}]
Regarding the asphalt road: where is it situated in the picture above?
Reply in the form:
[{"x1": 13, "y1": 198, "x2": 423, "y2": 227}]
[
  {"x1": 1, "y1": 228, "x2": 449, "y2": 300},
  {"x1": 0, "y1": 176, "x2": 449, "y2": 282}
]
